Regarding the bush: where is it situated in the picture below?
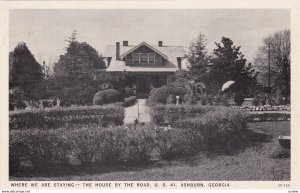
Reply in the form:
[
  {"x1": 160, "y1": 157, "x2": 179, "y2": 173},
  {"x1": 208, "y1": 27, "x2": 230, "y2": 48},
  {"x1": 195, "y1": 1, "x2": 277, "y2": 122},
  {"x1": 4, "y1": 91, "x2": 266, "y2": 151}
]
[
  {"x1": 147, "y1": 85, "x2": 187, "y2": 106},
  {"x1": 9, "y1": 105, "x2": 125, "y2": 130},
  {"x1": 123, "y1": 87, "x2": 135, "y2": 98},
  {"x1": 173, "y1": 107, "x2": 248, "y2": 152},
  {"x1": 68, "y1": 127, "x2": 126, "y2": 166},
  {"x1": 150, "y1": 104, "x2": 215, "y2": 126},
  {"x1": 93, "y1": 89, "x2": 123, "y2": 105},
  {"x1": 155, "y1": 127, "x2": 197, "y2": 160},
  {"x1": 234, "y1": 93, "x2": 244, "y2": 106},
  {"x1": 124, "y1": 96, "x2": 136, "y2": 107},
  {"x1": 9, "y1": 129, "x2": 71, "y2": 170},
  {"x1": 123, "y1": 125, "x2": 155, "y2": 164}
]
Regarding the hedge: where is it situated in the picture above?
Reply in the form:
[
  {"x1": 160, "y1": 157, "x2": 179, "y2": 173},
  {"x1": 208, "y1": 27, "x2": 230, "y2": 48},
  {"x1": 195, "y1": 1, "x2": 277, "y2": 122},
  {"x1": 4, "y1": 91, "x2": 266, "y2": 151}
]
[
  {"x1": 150, "y1": 104, "x2": 216, "y2": 126},
  {"x1": 173, "y1": 107, "x2": 248, "y2": 151},
  {"x1": 9, "y1": 105, "x2": 125, "y2": 130}
]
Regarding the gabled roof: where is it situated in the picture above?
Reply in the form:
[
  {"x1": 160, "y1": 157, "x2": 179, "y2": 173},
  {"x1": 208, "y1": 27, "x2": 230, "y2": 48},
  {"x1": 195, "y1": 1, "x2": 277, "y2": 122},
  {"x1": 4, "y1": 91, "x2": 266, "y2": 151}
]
[
  {"x1": 103, "y1": 41, "x2": 186, "y2": 72},
  {"x1": 119, "y1": 42, "x2": 168, "y2": 59}
]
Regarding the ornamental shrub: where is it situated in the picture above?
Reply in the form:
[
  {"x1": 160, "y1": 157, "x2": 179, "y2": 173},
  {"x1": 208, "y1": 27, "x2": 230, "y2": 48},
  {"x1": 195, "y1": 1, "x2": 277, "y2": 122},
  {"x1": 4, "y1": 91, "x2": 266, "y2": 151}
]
[
  {"x1": 123, "y1": 125, "x2": 155, "y2": 164},
  {"x1": 234, "y1": 92, "x2": 245, "y2": 106},
  {"x1": 9, "y1": 105, "x2": 124, "y2": 130},
  {"x1": 147, "y1": 85, "x2": 187, "y2": 106},
  {"x1": 93, "y1": 89, "x2": 123, "y2": 105},
  {"x1": 150, "y1": 104, "x2": 215, "y2": 126},
  {"x1": 124, "y1": 96, "x2": 136, "y2": 107},
  {"x1": 155, "y1": 127, "x2": 197, "y2": 160}
]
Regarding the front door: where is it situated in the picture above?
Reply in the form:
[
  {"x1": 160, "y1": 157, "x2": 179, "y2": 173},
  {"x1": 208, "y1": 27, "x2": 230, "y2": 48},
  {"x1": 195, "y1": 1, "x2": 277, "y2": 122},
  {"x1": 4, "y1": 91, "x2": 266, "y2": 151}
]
[{"x1": 136, "y1": 75, "x2": 150, "y2": 98}]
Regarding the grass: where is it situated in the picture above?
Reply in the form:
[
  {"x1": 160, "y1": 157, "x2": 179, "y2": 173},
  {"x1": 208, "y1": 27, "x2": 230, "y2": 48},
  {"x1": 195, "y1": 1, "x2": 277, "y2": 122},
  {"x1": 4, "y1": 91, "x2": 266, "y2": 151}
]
[{"x1": 10, "y1": 121, "x2": 290, "y2": 181}]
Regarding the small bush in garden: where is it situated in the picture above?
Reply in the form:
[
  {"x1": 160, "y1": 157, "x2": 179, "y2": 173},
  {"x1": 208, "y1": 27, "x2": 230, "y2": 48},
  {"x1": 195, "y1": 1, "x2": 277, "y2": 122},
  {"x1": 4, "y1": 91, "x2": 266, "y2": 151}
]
[
  {"x1": 173, "y1": 107, "x2": 248, "y2": 152},
  {"x1": 123, "y1": 87, "x2": 135, "y2": 98},
  {"x1": 69, "y1": 126, "x2": 127, "y2": 166},
  {"x1": 9, "y1": 105, "x2": 125, "y2": 130},
  {"x1": 234, "y1": 92, "x2": 245, "y2": 106},
  {"x1": 10, "y1": 129, "x2": 71, "y2": 169},
  {"x1": 9, "y1": 130, "x2": 29, "y2": 173},
  {"x1": 147, "y1": 85, "x2": 187, "y2": 106},
  {"x1": 123, "y1": 125, "x2": 155, "y2": 164},
  {"x1": 93, "y1": 89, "x2": 123, "y2": 105},
  {"x1": 155, "y1": 127, "x2": 197, "y2": 160}
]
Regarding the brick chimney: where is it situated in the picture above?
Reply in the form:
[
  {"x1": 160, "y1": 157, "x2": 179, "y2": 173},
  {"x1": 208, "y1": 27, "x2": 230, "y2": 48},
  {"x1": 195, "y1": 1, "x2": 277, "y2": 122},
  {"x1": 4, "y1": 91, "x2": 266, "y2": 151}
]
[
  {"x1": 116, "y1": 42, "x2": 120, "y2": 60},
  {"x1": 123, "y1": 41, "x2": 128, "y2": 46},
  {"x1": 158, "y1": 41, "x2": 163, "y2": 47}
]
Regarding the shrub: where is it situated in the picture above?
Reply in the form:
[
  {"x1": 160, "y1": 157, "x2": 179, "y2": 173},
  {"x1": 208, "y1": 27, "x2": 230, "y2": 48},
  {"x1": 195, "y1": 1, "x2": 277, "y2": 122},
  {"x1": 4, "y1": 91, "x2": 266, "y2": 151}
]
[
  {"x1": 234, "y1": 92, "x2": 244, "y2": 106},
  {"x1": 123, "y1": 125, "x2": 155, "y2": 164},
  {"x1": 155, "y1": 127, "x2": 197, "y2": 160},
  {"x1": 150, "y1": 104, "x2": 215, "y2": 126},
  {"x1": 124, "y1": 96, "x2": 136, "y2": 107},
  {"x1": 9, "y1": 129, "x2": 71, "y2": 170},
  {"x1": 173, "y1": 107, "x2": 248, "y2": 152},
  {"x1": 147, "y1": 85, "x2": 187, "y2": 106},
  {"x1": 69, "y1": 128, "x2": 125, "y2": 166},
  {"x1": 93, "y1": 89, "x2": 123, "y2": 105},
  {"x1": 123, "y1": 87, "x2": 135, "y2": 98},
  {"x1": 9, "y1": 105, "x2": 125, "y2": 130}
]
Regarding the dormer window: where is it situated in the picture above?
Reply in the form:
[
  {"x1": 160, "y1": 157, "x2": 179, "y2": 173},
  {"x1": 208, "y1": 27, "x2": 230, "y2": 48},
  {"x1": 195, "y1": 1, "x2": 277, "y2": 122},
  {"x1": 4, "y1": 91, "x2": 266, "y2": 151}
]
[{"x1": 132, "y1": 53, "x2": 157, "y2": 64}]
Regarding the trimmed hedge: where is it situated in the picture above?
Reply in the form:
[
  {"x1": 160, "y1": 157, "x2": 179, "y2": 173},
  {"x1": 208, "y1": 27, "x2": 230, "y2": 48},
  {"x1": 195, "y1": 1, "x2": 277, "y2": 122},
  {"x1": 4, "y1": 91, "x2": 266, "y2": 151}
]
[
  {"x1": 9, "y1": 105, "x2": 125, "y2": 130},
  {"x1": 150, "y1": 104, "x2": 216, "y2": 126},
  {"x1": 147, "y1": 85, "x2": 187, "y2": 106},
  {"x1": 93, "y1": 89, "x2": 123, "y2": 105},
  {"x1": 173, "y1": 108, "x2": 248, "y2": 150}
]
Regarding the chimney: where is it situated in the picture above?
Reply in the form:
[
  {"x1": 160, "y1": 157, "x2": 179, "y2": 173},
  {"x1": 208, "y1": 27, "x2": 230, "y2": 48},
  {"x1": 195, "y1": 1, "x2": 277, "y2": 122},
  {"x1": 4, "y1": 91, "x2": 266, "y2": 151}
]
[
  {"x1": 158, "y1": 41, "x2": 163, "y2": 47},
  {"x1": 116, "y1": 42, "x2": 120, "y2": 60},
  {"x1": 123, "y1": 41, "x2": 128, "y2": 46}
]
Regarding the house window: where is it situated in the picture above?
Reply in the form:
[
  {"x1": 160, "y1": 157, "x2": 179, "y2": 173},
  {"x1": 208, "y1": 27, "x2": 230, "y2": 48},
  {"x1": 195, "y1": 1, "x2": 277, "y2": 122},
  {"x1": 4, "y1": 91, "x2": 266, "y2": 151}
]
[
  {"x1": 140, "y1": 53, "x2": 148, "y2": 63},
  {"x1": 132, "y1": 53, "x2": 160, "y2": 64},
  {"x1": 133, "y1": 53, "x2": 140, "y2": 63},
  {"x1": 149, "y1": 53, "x2": 155, "y2": 63}
]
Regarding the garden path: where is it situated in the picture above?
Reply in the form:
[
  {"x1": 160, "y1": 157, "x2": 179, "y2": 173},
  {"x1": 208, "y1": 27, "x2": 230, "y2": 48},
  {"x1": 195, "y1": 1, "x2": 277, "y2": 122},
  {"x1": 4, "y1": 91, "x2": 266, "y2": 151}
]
[{"x1": 124, "y1": 99, "x2": 151, "y2": 124}]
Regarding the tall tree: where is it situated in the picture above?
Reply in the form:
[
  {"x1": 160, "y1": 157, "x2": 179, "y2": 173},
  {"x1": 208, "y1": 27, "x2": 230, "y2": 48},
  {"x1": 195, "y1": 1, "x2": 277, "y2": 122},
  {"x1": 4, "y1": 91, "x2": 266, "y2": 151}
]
[
  {"x1": 254, "y1": 29, "x2": 290, "y2": 98},
  {"x1": 53, "y1": 31, "x2": 106, "y2": 76},
  {"x1": 9, "y1": 42, "x2": 45, "y2": 99},
  {"x1": 209, "y1": 37, "x2": 257, "y2": 94},
  {"x1": 185, "y1": 33, "x2": 211, "y2": 81}
]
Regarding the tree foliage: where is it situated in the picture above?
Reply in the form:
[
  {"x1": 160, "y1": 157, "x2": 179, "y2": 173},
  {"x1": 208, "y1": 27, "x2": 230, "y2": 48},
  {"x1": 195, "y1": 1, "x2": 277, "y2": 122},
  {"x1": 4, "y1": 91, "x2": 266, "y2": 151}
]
[
  {"x1": 254, "y1": 29, "x2": 290, "y2": 98},
  {"x1": 185, "y1": 33, "x2": 210, "y2": 81},
  {"x1": 9, "y1": 42, "x2": 45, "y2": 99},
  {"x1": 208, "y1": 37, "x2": 258, "y2": 94},
  {"x1": 53, "y1": 31, "x2": 106, "y2": 76}
]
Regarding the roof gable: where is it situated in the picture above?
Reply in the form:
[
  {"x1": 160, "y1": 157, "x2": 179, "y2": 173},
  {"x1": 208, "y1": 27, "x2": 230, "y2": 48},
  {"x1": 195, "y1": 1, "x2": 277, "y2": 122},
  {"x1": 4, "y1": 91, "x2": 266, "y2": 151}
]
[{"x1": 120, "y1": 42, "x2": 168, "y2": 59}]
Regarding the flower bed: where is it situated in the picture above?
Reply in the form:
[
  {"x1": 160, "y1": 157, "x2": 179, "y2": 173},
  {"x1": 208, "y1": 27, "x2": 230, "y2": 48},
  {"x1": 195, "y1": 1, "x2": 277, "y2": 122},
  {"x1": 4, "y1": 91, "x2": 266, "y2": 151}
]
[
  {"x1": 230, "y1": 105, "x2": 291, "y2": 111},
  {"x1": 247, "y1": 111, "x2": 290, "y2": 122},
  {"x1": 9, "y1": 105, "x2": 125, "y2": 130}
]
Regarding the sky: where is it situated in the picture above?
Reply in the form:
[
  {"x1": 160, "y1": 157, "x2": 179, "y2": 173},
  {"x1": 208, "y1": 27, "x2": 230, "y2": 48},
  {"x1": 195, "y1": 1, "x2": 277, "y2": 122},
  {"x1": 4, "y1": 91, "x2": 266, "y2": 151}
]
[{"x1": 9, "y1": 9, "x2": 290, "y2": 65}]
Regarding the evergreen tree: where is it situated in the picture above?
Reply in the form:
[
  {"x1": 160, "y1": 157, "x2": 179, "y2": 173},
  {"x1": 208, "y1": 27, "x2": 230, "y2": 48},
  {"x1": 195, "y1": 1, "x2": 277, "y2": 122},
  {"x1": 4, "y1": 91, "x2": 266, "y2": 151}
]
[
  {"x1": 9, "y1": 42, "x2": 45, "y2": 99},
  {"x1": 185, "y1": 33, "x2": 210, "y2": 82},
  {"x1": 209, "y1": 37, "x2": 257, "y2": 94},
  {"x1": 53, "y1": 31, "x2": 106, "y2": 76}
]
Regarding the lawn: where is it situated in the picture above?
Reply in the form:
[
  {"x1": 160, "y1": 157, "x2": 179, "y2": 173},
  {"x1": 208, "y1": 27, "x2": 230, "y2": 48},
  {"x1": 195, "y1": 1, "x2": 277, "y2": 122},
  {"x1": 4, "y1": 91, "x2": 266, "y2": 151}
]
[{"x1": 10, "y1": 121, "x2": 290, "y2": 181}]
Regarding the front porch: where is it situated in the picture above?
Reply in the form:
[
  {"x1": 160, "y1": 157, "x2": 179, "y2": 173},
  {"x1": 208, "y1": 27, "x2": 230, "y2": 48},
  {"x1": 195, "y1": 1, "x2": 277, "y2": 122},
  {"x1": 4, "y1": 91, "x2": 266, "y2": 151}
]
[{"x1": 126, "y1": 72, "x2": 173, "y2": 98}]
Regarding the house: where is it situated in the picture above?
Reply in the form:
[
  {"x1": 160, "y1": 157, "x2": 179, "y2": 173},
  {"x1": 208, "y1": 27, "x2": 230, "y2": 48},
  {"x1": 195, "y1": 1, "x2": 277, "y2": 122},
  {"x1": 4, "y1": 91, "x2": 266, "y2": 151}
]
[{"x1": 103, "y1": 41, "x2": 186, "y2": 97}]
